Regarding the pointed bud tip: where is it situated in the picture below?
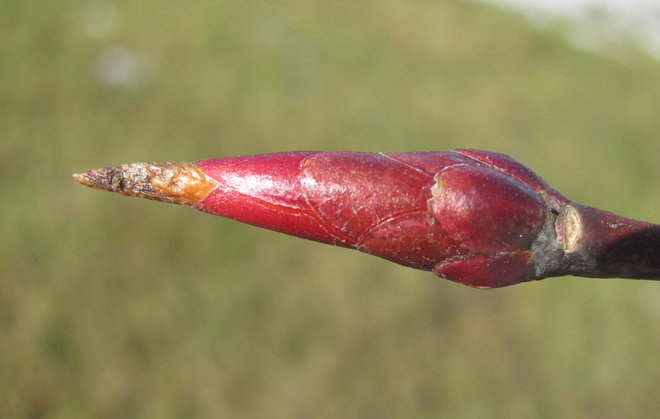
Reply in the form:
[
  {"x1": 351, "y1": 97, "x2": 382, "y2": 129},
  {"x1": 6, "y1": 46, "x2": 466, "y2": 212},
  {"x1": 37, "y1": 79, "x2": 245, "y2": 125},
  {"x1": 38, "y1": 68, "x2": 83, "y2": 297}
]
[
  {"x1": 72, "y1": 171, "x2": 87, "y2": 184},
  {"x1": 72, "y1": 162, "x2": 219, "y2": 206},
  {"x1": 72, "y1": 169, "x2": 108, "y2": 190}
]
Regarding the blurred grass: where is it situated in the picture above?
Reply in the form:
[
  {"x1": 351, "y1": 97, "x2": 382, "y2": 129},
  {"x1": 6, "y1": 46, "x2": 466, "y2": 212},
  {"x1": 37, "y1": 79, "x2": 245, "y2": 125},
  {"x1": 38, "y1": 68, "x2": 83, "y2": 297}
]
[{"x1": 3, "y1": 0, "x2": 660, "y2": 417}]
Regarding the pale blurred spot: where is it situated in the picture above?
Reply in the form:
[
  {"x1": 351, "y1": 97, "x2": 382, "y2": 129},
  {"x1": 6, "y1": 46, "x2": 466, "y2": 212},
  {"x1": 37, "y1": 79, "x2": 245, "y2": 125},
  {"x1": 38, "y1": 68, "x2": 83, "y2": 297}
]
[
  {"x1": 94, "y1": 45, "x2": 153, "y2": 89},
  {"x1": 79, "y1": 0, "x2": 119, "y2": 40},
  {"x1": 473, "y1": 0, "x2": 660, "y2": 61}
]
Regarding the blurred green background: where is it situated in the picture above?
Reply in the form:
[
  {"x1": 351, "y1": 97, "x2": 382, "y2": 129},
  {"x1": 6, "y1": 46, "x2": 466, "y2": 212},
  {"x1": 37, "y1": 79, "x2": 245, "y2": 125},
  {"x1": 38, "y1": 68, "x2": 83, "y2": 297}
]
[{"x1": 3, "y1": 0, "x2": 660, "y2": 417}]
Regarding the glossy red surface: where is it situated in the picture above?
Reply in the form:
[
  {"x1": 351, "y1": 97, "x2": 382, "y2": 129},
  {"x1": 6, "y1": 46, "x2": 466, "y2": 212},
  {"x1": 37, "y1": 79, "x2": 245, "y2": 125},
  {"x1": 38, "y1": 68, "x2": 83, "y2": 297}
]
[{"x1": 195, "y1": 150, "x2": 560, "y2": 288}]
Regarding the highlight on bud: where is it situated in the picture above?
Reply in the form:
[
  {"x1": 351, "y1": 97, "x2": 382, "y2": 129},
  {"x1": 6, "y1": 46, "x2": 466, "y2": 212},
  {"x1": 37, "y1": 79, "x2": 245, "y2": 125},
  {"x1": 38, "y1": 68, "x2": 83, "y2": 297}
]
[{"x1": 73, "y1": 150, "x2": 660, "y2": 289}]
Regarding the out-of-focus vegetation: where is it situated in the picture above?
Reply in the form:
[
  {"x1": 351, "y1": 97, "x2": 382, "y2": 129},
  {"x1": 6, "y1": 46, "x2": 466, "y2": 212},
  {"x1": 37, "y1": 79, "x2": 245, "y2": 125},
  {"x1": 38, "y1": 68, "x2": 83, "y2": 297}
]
[{"x1": 3, "y1": 0, "x2": 660, "y2": 417}]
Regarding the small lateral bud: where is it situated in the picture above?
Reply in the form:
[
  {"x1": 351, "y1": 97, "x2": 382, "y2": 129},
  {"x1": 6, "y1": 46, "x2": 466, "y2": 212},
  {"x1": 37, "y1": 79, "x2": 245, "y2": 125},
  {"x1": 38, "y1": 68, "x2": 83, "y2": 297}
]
[{"x1": 73, "y1": 162, "x2": 218, "y2": 206}]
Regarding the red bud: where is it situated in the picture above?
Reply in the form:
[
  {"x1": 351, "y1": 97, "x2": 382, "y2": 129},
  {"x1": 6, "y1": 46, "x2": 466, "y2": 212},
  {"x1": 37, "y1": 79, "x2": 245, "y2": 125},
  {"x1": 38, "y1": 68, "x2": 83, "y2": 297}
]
[{"x1": 74, "y1": 149, "x2": 660, "y2": 289}]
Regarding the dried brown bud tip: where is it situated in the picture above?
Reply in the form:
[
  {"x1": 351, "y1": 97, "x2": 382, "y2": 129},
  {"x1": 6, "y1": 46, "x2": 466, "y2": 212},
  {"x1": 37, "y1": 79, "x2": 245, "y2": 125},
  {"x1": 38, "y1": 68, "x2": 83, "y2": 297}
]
[{"x1": 73, "y1": 162, "x2": 218, "y2": 206}]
